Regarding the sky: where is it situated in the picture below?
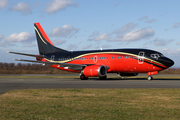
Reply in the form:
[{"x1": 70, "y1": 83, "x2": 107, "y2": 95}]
[{"x1": 0, "y1": 0, "x2": 180, "y2": 67}]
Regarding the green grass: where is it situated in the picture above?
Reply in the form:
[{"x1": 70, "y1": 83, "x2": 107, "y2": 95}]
[{"x1": 1, "y1": 89, "x2": 180, "y2": 120}]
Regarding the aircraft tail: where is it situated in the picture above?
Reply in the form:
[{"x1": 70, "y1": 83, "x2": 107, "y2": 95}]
[{"x1": 34, "y1": 23, "x2": 67, "y2": 55}]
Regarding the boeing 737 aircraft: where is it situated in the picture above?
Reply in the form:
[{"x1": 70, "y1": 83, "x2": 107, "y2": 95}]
[{"x1": 9, "y1": 23, "x2": 174, "y2": 80}]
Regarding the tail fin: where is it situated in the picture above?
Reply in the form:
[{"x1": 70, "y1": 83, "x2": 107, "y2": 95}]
[{"x1": 34, "y1": 23, "x2": 67, "y2": 55}]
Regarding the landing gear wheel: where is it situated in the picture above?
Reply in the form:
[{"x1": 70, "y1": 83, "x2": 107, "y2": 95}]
[
  {"x1": 99, "y1": 75, "x2": 107, "y2": 80},
  {"x1": 147, "y1": 75, "x2": 153, "y2": 81},
  {"x1": 80, "y1": 75, "x2": 88, "y2": 80}
]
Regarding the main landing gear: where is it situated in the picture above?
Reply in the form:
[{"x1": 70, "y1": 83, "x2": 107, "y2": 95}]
[
  {"x1": 80, "y1": 74, "x2": 88, "y2": 80},
  {"x1": 80, "y1": 74, "x2": 107, "y2": 80},
  {"x1": 99, "y1": 75, "x2": 107, "y2": 80}
]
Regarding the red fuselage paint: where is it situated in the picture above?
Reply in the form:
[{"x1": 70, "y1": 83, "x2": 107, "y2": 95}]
[{"x1": 38, "y1": 53, "x2": 168, "y2": 74}]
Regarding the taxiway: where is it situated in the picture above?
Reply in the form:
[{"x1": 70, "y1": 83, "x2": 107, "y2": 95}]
[{"x1": 1, "y1": 77, "x2": 180, "y2": 94}]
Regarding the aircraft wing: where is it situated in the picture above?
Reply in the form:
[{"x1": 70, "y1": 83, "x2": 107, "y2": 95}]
[{"x1": 14, "y1": 59, "x2": 86, "y2": 70}]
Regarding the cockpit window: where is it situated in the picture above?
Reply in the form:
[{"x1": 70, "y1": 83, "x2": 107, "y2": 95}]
[
  {"x1": 160, "y1": 54, "x2": 164, "y2": 57},
  {"x1": 156, "y1": 54, "x2": 160, "y2": 58},
  {"x1": 151, "y1": 54, "x2": 155, "y2": 58},
  {"x1": 151, "y1": 54, "x2": 160, "y2": 59}
]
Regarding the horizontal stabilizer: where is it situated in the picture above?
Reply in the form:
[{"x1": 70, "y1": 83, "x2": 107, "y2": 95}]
[
  {"x1": 14, "y1": 59, "x2": 86, "y2": 70},
  {"x1": 9, "y1": 52, "x2": 44, "y2": 58}
]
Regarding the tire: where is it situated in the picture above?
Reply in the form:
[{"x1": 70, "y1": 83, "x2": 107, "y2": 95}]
[
  {"x1": 80, "y1": 75, "x2": 88, "y2": 80},
  {"x1": 147, "y1": 76, "x2": 153, "y2": 81},
  {"x1": 99, "y1": 75, "x2": 107, "y2": 80}
]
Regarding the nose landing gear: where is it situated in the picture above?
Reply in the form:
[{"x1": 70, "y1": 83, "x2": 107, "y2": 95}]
[
  {"x1": 147, "y1": 75, "x2": 153, "y2": 80},
  {"x1": 147, "y1": 71, "x2": 158, "y2": 80}
]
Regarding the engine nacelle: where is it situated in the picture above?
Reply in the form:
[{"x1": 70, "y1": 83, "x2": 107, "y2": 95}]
[
  {"x1": 82, "y1": 65, "x2": 107, "y2": 77},
  {"x1": 119, "y1": 72, "x2": 139, "y2": 76}
]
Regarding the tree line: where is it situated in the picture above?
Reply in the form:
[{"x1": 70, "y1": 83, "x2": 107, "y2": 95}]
[{"x1": 0, "y1": 62, "x2": 70, "y2": 74}]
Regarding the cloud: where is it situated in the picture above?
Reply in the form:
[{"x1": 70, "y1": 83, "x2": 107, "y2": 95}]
[
  {"x1": 145, "y1": 18, "x2": 156, "y2": 23},
  {"x1": 45, "y1": 0, "x2": 78, "y2": 14},
  {"x1": 51, "y1": 25, "x2": 79, "y2": 37},
  {"x1": 153, "y1": 38, "x2": 174, "y2": 46},
  {"x1": 0, "y1": 40, "x2": 16, "y2": 47},
  {"x1": 23, "y1": 43, "x2": 36, "y2": 47},
  {"x1": 92, "y1": 33, "x2": 110, "y2": 41},
  {"x1": 5, "y1": 32, "x2": 35, "y2": 42},
  {"x1": 0, "y1": 0, "x2": 8, "y2": 10},
  {"x1": 95, "y1": 45, "x2": 111, "y2": 49},
  {"x1": 164, "y1": 28, "x2": 168, "y2": 31},
  {"x1": 139, "y1": 16, "x2": 149, "y2": 21},
  {"x1": 176, "y1": 42, "x2": 180, "y2": 45},
  {"x1": 102, "y1": 45, "x2": 111, "y2": 48},
  {"x1": 0, "y1": 34, "x2": 3, "y2": 41},
  {"x1": 160, "y1": 48, "x2": 180, "y2": 56},
  {"x1": 52, "y1": 39, "x2": 66, "y2": 45},
  {"x1": 113, "y1": 22, "x2": 137, "y2": 34},
  {"x1": 0, "y1": 41, "x2": 7, "y2": 47},
  {"x1": 114, "y1": 28, "x2": 155, "y2": 42},
  {"x1": 9, "y1": 2, "x2": 32, "y2": 15},
  {"x1": 173, "y1": 22, "x2": 180, "y2": 28},
  {"x1": 89, "y1": 31, "x2": 99, "y2": 38},
  {"x1": 82, "y1": 44, "x2": 92, "y2": 50},
  {"x1": 67, "y1": 44, "x2": 78, "y2": 50},
  {"x1": 89, "y1": 23, "x2": 154, "y2": 43}
]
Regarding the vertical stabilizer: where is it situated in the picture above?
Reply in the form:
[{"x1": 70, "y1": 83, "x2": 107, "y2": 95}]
[{"x1": 34, "y1": 23, "x2": 67, "y2": 55}]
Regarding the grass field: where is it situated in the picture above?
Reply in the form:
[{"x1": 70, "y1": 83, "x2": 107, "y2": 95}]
[{"x1": 1, "y1": 89, "x2": 180, "y2": 120}]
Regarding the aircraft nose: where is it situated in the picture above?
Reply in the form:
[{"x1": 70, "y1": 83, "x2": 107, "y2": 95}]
[{"x1": 161, "y1": 57, "x2": 174, "y2": 68}]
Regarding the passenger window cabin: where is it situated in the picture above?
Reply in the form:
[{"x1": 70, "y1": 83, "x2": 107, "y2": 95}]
[{"x1": 59, "y1": 56, "x2": 112, "y2": 61}]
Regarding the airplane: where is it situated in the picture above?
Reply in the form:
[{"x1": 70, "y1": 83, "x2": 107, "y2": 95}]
[{"x1": 9, "y1": 23, "x2": 174, "y2": 80}]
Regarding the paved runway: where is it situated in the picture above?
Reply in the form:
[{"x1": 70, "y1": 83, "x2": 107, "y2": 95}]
[{"x1": 1, "y1": 77, "x2": 180, "y2": 94}]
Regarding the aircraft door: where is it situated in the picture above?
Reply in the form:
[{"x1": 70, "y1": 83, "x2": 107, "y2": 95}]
[
  {"x1": 93, "y1": 55, "x2": 98, "y2": 63},
  {"x1": 138, "y1": 52, "x2": 145, "y2": 64},
  {"x1": 51, "y1": 55, "x2": 55, "y2": 61}
]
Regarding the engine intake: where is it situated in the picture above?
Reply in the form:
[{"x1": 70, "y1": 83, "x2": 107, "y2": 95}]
[{"x1": 82, "y1": 65, "x2": 107, "y2": 77}]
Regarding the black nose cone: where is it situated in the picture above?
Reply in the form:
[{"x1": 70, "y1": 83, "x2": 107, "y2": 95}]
[{"x1": 160, "y1": 57, "x2": 174, "y2": 68}]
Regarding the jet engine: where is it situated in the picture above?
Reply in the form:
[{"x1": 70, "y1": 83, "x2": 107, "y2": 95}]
[
  {"x1": 82, "y1": 65, "x2": 107, "y2": 77},
  {"x1": 119, "y1": 72, "x2": 139, "y2": 76}
]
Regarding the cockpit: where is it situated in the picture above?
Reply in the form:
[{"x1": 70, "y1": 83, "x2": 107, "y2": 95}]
[{"x1": 150, "y1": 53, "x2": 164, "y2": 60}]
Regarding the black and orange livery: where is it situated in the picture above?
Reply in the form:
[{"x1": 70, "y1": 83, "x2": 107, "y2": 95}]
[{"x1": 10, "y1": 23, "x2": 174, "y2": 80}]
